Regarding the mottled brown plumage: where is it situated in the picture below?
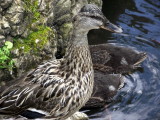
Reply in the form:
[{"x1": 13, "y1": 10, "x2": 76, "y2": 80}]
[
  {"x1": 90, "y1": 44, "x2": 147, "y2": 74},
  {"x1": 0, "y1": 4, "x2": 122, "y2": 119},
  {"x1": 84, "y1": 73, "x2": 123, "y2": 108},
  {"x1": 83, "y1": 43, "x2": 147, "y2": 108}
]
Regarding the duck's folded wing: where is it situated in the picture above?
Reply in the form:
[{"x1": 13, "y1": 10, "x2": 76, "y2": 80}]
[
  {"x1": 90, "y1": 44, "x2": 147, "y2": 74},
  {"x1": 0, "y1": 84, "x2": 38, "y2": 115},
  {"x1": 0, "y1": 60, "x2": 64, "y2": 115},
  {"x1": 0, "y1": 78, "x2": 65, "y2": 115}
]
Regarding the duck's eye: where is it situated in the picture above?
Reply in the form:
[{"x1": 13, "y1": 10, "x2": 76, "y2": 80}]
[
  {"x1": 103, "y1": 21, "x2": 110, "y2": 26},
  {"x1": 105, "y1": 22, "x2": 110, "y2": 25},
  {"x1": 90, "y1": 16, "x2": 98, "y2": 19},
  {"x1": 90, "y1": 16, "x2": 103, "y2": 21}
]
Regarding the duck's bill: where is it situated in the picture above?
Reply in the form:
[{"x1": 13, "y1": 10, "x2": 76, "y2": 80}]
[{"x1": 100, "y1": 22, "x2": 123, "y2": 33}]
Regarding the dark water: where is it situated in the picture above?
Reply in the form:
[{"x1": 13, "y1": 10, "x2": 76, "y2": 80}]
[{"x1": 88, "y1": 0, "x2": 160, "y2": 120}]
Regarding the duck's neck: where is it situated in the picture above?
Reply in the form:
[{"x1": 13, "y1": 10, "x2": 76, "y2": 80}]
[
  {"x1": 70, "y1": 28, "x2": 88, "y2": 46},
  {"x1": 65, "y1": 27, "x2": 90, "y2": 56},
  {"x1": 62, "y1": 28, "x2": 93, "y2": 73}
]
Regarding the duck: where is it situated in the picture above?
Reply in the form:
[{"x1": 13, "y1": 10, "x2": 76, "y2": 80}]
[
  {"x1": 0, "y1": 4, "x2": 123, "y2": 120},
  {"x1": 83, "y1": 44, "x2": 147, "y2": 109},
  {"x1": 90, "y1": 43, "x2": 147, "y2": 74},
  {"x1": 84, "y1": 73, "x2": 123, "y2": 108}
]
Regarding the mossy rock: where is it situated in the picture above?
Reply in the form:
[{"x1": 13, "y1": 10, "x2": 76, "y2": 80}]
[
  {"x1": 0, "y1": 0, "x2": 103, "y2": 81},
  {"x1": 13, "y1": 26, "x2": 53, "y2": 53}
]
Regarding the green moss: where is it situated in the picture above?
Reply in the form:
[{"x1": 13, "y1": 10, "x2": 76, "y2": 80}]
[
  {"x1": 61, "y1": 23, "x2": 73, "y2": 31},
  {"x1": 0, "y1": 0, "x2": 55, "y2": 72},
  {"x1": 23, "y1": 0, "x2": 40, "y2": 23},
  {"x1": 0, "y1": 41, "x2": 14, "y2": 71},
  {"x1": 13, "y1": 0, "x2": 53, "y2": 53},
  {"x1": 13, "y1": 25, "x2": 53, "y2": 53},
  {"x1": 60, "y1": 22, "x2": 73, "y2": 40}
]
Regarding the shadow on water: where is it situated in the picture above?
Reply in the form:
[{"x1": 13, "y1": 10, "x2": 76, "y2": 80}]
[{"x1": 88, "y1": 0, "x2": 160, "y2": 120}]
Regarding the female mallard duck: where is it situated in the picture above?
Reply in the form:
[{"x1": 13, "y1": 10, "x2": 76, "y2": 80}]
[
  {"x1": 84, "y1": 44, "x2": 147, "y2": 108},
  {"x1": 0, "y1": 4, "x2": 122, "y2": 119}
]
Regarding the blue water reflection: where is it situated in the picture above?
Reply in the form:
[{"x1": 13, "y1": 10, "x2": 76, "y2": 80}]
[{"x1": 88, "y1": 0, "x2": 160, "y2": 119}]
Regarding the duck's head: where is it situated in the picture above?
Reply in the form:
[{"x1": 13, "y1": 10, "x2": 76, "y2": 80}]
[{"x1": 73, "y1": 4, "x2": 123, "y2": 33}]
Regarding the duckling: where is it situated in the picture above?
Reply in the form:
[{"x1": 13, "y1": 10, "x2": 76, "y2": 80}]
[
  {"x1": 84, "y1": 73, "x2": 123, "y2": 108},
  {"x1": 90, "y1": 44, "x2": 147, "y2": 74},
  {"x1": 0, "y1": 4, "x2": 122, "y2": 119},
  {"x1": 83, "y1": 44, "x2": 146, "y2": 108}
]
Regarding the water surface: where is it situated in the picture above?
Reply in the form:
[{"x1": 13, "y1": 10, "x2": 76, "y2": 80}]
[{"x1": 88, "y1": 0, "x2": 160, "y2": 119}]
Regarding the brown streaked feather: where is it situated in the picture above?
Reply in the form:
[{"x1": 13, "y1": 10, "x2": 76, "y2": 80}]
[
  {"x1": 90, "y1": 43, "x2": 147, "y2": 74},
  {"x1": 0, "y1": 45, "x2": 93, "y2": 119},
  {"x1": 84, "y1": 72, "x2": 123, "y2": 108}
]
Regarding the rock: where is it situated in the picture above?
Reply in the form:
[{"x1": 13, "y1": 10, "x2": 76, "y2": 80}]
[
  {"x1": 88, "y1": 0, "x2": 103, "y2": 8},
  {"x1": 21, "y1": 28, "x2": 30, "y2": 38},
  {"x1": 0, "y1": 0, "x2": 13, "y2": 10},
  {"x1": 0, "y1": 0, "x2": 103, "y2": 81},
  {"x1": 0, "y1": 35, "x2": 5, "y2": 46},
  {"x1": 66, "y1": 112, "x2": 89, "y2": 120},
  {"x1": 5, "y1": 0, "x2": 25, "y2": 36},
  {"x1": 0, "y1": 7, "x2": 2, "y2": 13},
  {"x1": 38, "y1": 0, "x2": 47, "y2": 12},
  {"x1": 5, "y1": 3, "x2": 24, "y2": 25},
  {"x1": 71, "y1": 0, "x2": 88, "y2": 16},
  {"x1": 10, "y1": 23, "x2": 27, "y2": 36},
  {"x1": 10, "y1": 12, "x2": 24, "y2": 25},
  {"x1": 0, "y1": 70, "x2": 13, "y2": 82},
  {"x1": 59, "y1": 22, "x2": 73, "y2": 46},
  {"x1": 0, "y1": 16, "x2": 11, "y2": 35},
  {"x1": 0, "y1": 35, "x2": 5, "y2": 40},
  {"x1": 48, "y1": 0, "x2": 72, "y2": 26}
]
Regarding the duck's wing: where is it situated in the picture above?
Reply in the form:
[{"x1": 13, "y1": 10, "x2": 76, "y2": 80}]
[
  {"x1": 90, "y1": 44, "x2": 147, "y2": 74},
  {"x1": 90, "y1": 45, "x2": 113, "y2": 73},
  {"x1": 0, "y1": 60, "x2": 64, "y2": 116},
  {"x1": 84, "y1": 72, "x2": 123, "y2": 108},
  {"x1": 90, "y1": 46, "x2": 111, "y2": 65}
]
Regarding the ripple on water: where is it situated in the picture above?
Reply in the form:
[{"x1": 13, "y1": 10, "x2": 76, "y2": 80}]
[{"x1": 88, "y1": 0, "x2": 160, "y2": 119}]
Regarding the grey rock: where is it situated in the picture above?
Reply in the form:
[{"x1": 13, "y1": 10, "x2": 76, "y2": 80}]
[
  {"x1": 66, "y1": 111, "x2": 89, "y2": 120},
  {"x1": 0, "y1": 34, "x2": 5, "y2": 40},
  {"x1": 5, "y1": 0, "x2": 24, "y2": 25},
  {"x1": 0, "y1": 0, "x2": 102, "y2": 81},
  {"x1": 0, "y1": 0, "x2": 13, "y2": 9},
  {"x1": 88, "y1": 0, "x2": 103, "y2": 8},
  {"x1": 9, "y1": 12, "x2": 24, "y2": 25},
  {"x1": 38, "y1": 0, "x2": 47, "y2": 12},
  {"x1": 49, "y1": 0, "x2": 72, "y2": 26},
  {"x1": 71, "y1": 0, "x2": 88, "y2": 16},
  {"x1": 21, "y1": 28, "x2": 29, "y2": 38},
  {"x1": 0, "y1": 16, "x2": 11, "y2": 35},
  {"x1": 0, "y1": 70, "x2": 13, "y2": 82},
  {"x1": 0, "y1": 6, "x2": 2, "y2": 12},
  {"x1": 0, "y1": 35, "x2": 5, "y2": 46},
  {"x1": 4, "y1": 0, "x2": 25, "y2": 37},
  {"x1": 10, "y1": 23, "x2": 27, "y2": 36}
]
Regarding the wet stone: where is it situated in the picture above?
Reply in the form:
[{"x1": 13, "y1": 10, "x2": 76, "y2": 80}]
[
  {"x1": 0, "y1": 7, "x2": 2, "y2": 12},
  {"x1": 10, "y1": 13, "x2": 24, "y2": 25},
  {"x1": 0, "y1": 17, "x2": 11, "y2": 35},
  {"x1": 0, "y1": 35, "x2": 5, "y2": 40},
  {"x1": 5, "y1": 1, "x2": 24, "y2": 25},
  {"x1": 10, "y1": 24, "x2": 27, "y2": 36},
  {"x1": 0, "y1": 0, "x2": 102, "y2": 82},
  {"x1": 0, "y1": 0, "x2": 13, "y2": 10}
]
